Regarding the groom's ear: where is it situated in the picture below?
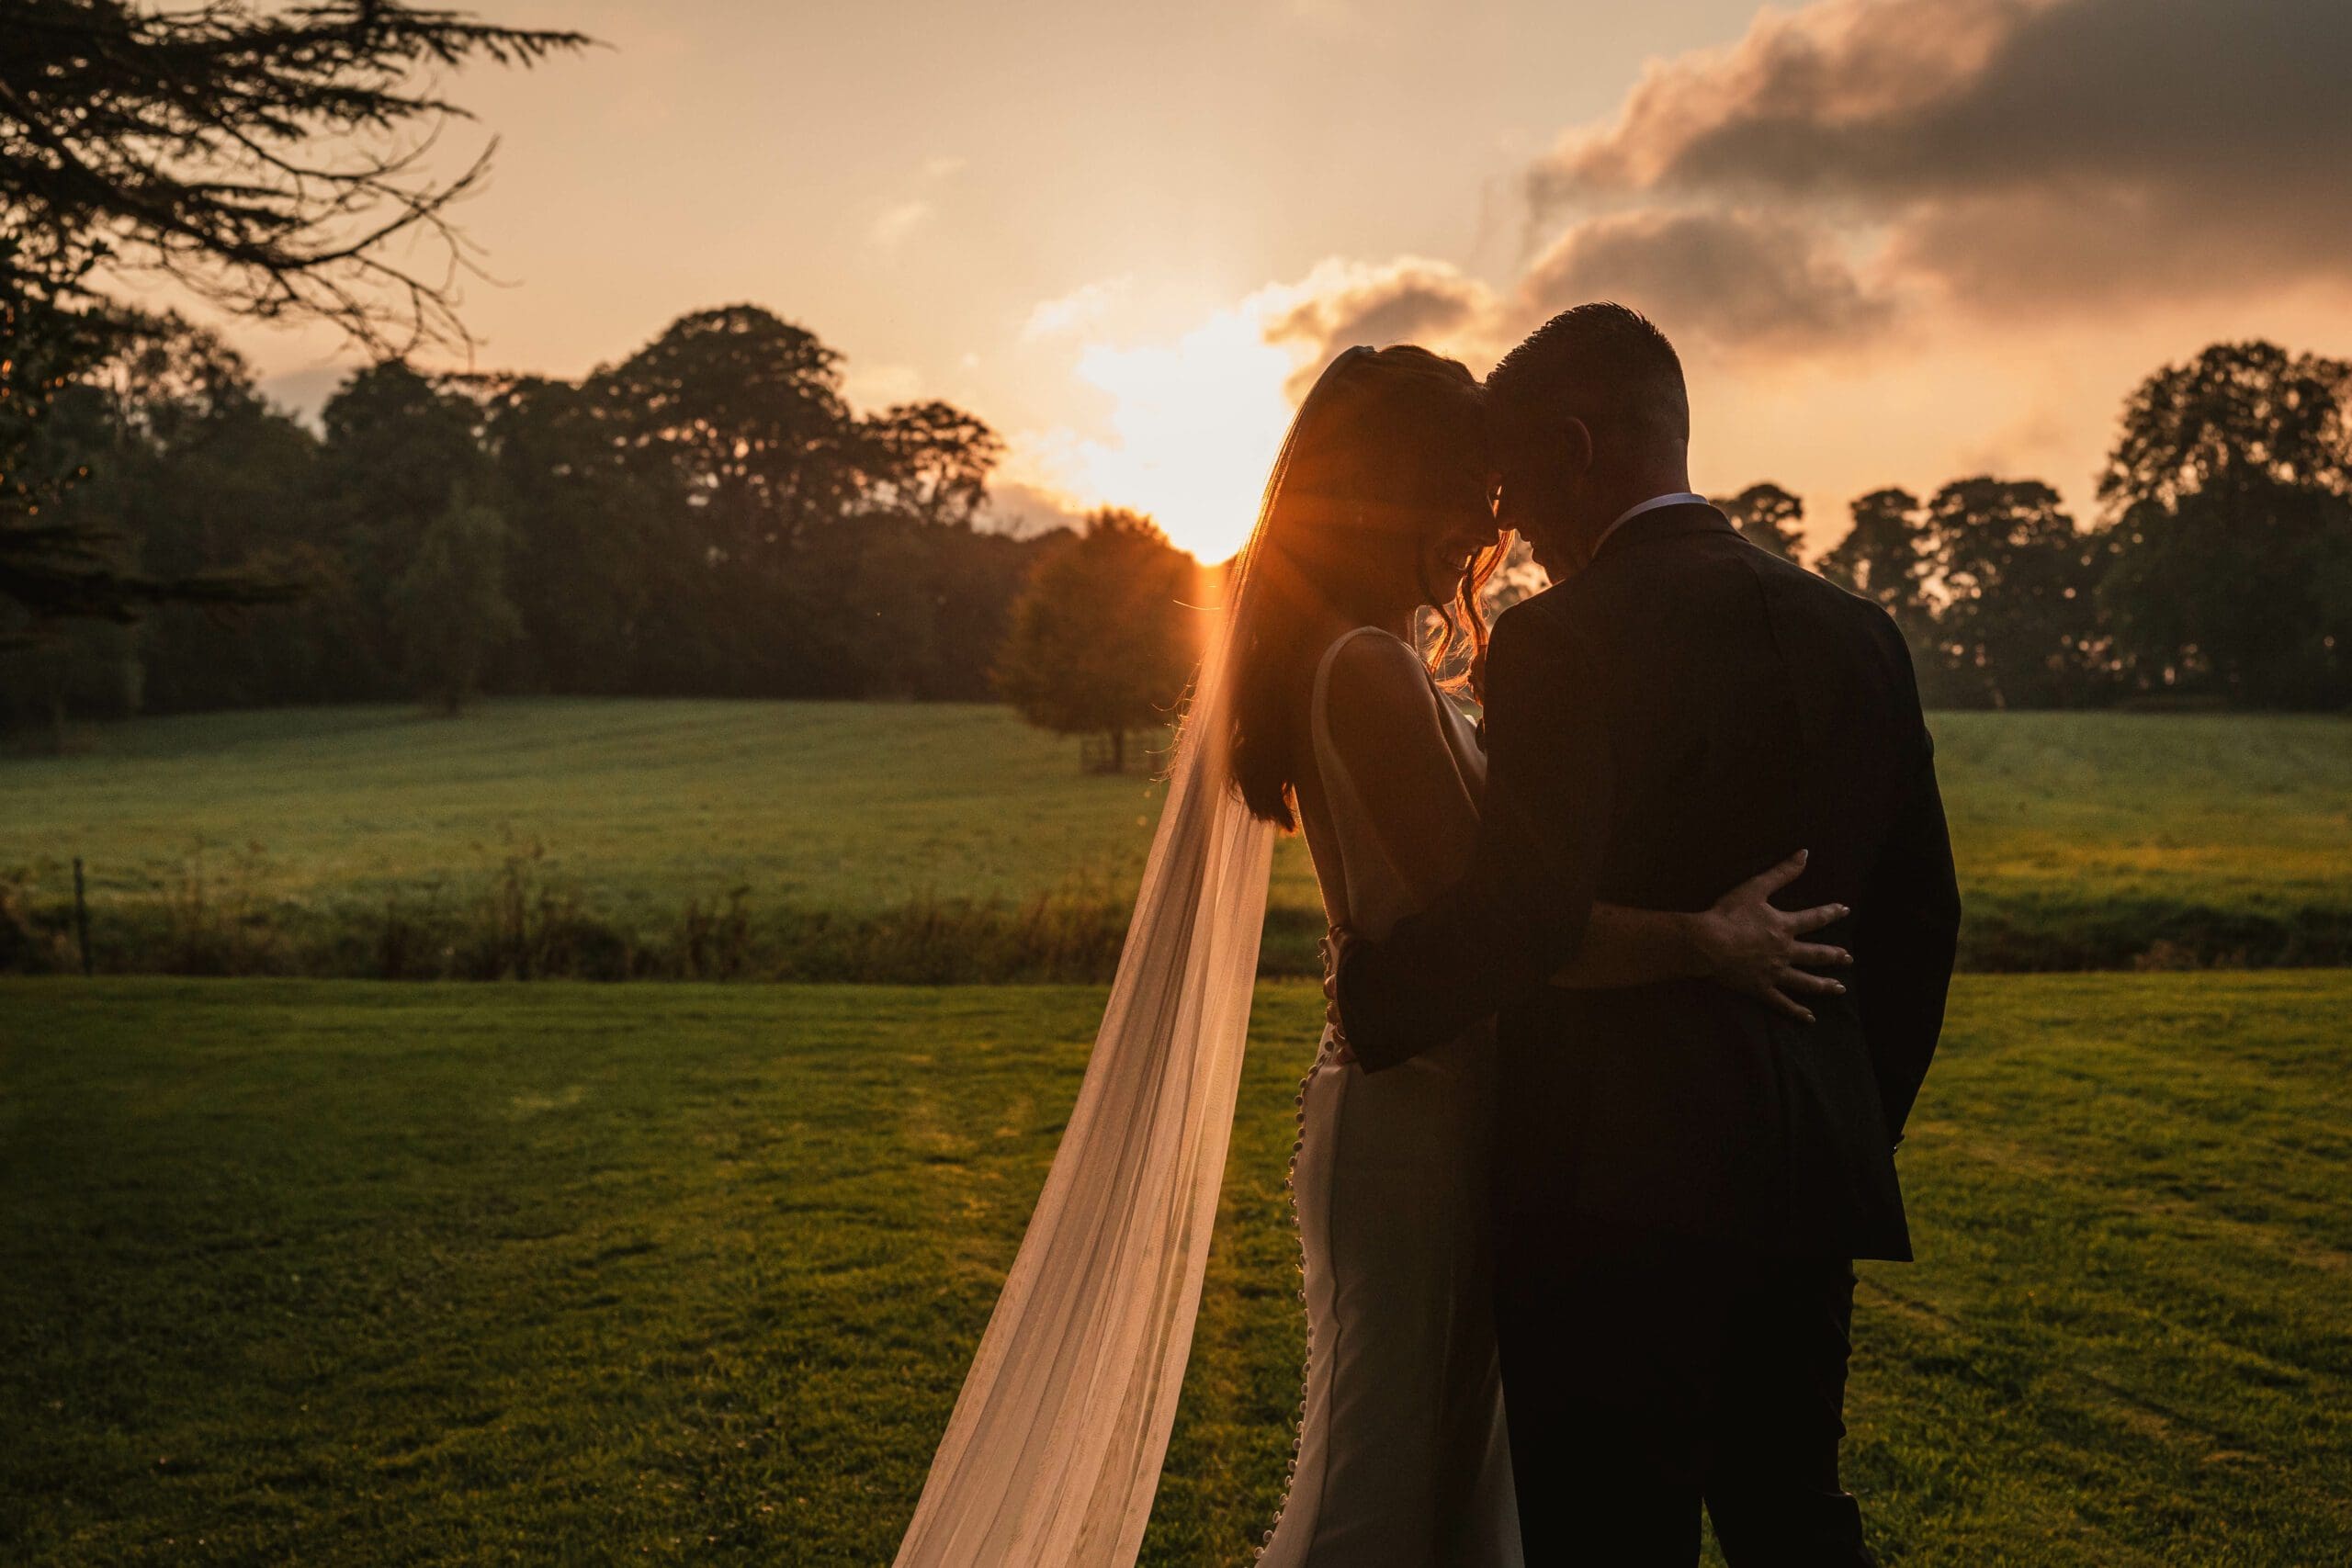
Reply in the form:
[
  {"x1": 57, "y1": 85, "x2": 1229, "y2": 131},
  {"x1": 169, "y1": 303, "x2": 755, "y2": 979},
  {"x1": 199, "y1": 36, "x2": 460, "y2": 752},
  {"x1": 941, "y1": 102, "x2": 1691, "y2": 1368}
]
[{"x1": 1558, "y1": 415, "x2": 1595, "y2": 479}]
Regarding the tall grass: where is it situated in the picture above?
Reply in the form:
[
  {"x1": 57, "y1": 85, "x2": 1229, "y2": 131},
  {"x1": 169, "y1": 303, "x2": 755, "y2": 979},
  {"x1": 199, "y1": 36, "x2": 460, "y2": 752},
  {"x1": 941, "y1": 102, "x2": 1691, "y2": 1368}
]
[
  {"x1": 0, "y1": 841, "x2": 1147, "y2": 983},
  {"x1": 5, "y1": 702, "x2": 2345, "y2": 980},
  {"x1": 1, "y1": 839, "x2": 2339, "y2": 981}
]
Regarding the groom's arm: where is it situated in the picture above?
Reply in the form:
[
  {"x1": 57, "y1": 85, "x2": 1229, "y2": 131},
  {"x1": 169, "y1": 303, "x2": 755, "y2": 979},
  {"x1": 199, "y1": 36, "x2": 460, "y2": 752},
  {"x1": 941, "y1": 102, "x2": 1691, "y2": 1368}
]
[{"x1": 1334, "y1": 607, "x2": 1615, "y2": 1071}]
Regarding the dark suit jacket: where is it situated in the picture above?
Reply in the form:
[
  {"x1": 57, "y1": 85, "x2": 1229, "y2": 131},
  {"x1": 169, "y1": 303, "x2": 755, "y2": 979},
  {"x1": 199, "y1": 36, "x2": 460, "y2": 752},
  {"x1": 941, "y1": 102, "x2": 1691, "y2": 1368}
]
[{"x1": 1334, "y1": 503, "x2": 1961, "y2": 1261}]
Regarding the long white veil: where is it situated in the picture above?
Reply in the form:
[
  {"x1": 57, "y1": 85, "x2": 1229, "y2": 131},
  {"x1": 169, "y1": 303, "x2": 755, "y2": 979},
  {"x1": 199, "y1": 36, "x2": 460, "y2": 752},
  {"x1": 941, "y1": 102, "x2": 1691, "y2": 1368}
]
[{"x1": 891, "y1": 351, "x2": 1371, "y2": 1567}]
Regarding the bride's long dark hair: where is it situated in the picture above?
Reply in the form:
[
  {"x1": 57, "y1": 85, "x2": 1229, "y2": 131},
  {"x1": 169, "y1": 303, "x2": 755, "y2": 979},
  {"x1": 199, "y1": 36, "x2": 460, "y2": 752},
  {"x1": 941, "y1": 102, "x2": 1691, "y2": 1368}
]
[
  {"x1": 1225, "y1": 345, "x2": 1502, "y2": 831},
  {"x1": 901, "y1": 363, "x2": 1503, "y2": 1568}
]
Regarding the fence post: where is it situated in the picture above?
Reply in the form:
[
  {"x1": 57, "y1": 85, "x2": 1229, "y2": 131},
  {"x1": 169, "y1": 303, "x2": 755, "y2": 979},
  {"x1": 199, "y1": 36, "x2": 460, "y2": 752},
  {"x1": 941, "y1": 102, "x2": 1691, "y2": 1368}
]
[{"x1": 73, "y1": 856, "x2": 92, "y2": 976}]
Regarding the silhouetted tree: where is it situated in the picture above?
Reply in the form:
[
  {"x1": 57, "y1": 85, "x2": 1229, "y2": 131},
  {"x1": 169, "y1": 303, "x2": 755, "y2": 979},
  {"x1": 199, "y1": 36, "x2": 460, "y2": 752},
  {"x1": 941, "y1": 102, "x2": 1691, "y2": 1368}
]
[
  {"x1": 2102, "y1": 341, "x2": 2352, "y2": 509},
  {"x1": 0, "y1": 287, "x2": 300, "y2": 649},
  {"x1": 578, "y1": 305, "x2": 1009, "y2": 698},
  {"x1": 0, "y1": 313, "x2": 317, "y2": 741},
  {"x1": 1819, "y1": 489, "x2": 1927, "y2": 622},
  {"x1": 838, "y1": 520, "x2": 942, "y2": 699},
  {"x1": 0, "y1": 1, "x2": 588, "y2": 355},
  {"x1": 597, "y1": 305, "x2": 862, "y2": 553},
  {"x1": 921, "y1": 524, "x2": 1057, "y2": 700},
  {"x1": 472, "y1": 373, "x2": 688, "y2": 695},
  {"x1": 2096, "y1": 342, "x2": 2352, "y2": 706},
  {"x1": 1920, "y1": 478, "x2": 2108, "y2": 708},
  {"x1": 1715, "y1": 482, "x2": 1806, "y2": 563},
  {"x1": 589, "y1": 305, "x2": 869, "y2": 694},
  {"x1": 83, "y1": 321, "x2": 323, "y2": 710},
  {"x1": 865, "y1": 400, "x2": 1005, "y2": 528},
  {"x1": 390, "y1": 488, "x2": 518, "y2": 713},
  {"x1": 995, "y1": 510, "x2": 1197, "y2": 771},
  {"x1": 313, "y1": 361, "x2": 486, "y2": 695},
  {"x1": 0, "y1": 243, "x2": 108, "y2": 566},
  {"x1": 6, "y1": 298, "x2": 1037, "y2": 726},
  {"x1": 0, "y1": 1, "x2": 586, "y2": 628}
]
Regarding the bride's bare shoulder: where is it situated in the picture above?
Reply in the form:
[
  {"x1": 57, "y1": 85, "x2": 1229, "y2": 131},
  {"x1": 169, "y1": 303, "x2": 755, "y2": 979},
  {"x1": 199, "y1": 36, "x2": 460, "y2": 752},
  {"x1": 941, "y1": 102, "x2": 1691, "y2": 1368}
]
[
  {"x1": 1320, "y1": 629, "x2": 1447, "y2": 751},
  {"x1": 1317, "y1": 627, "x2": 1479, "y2": 885}
]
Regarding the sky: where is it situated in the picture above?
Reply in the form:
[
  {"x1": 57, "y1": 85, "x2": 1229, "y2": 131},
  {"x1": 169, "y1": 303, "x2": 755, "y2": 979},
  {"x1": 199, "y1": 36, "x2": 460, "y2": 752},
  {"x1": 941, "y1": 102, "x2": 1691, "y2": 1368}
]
[{"x1": 181, "y1": 0, "x2": 2352, "y2": 564}]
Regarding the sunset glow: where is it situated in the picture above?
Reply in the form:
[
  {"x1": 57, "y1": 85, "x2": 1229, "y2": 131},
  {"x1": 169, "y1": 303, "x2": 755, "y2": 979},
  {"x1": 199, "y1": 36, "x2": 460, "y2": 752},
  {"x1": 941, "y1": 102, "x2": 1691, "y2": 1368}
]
[
  {"x1": 1012, "y1": 297, "x2": 1301, "y2": 562},
  {"x1": 202, "y1": 0, "x2": 2352, "y2": 566}
]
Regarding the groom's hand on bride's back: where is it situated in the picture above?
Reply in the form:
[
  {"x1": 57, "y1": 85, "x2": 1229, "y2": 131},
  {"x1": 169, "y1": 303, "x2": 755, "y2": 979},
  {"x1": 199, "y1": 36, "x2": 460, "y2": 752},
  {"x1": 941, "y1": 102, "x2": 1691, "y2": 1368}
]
[{"x1": 1691, "y1": 849, "x2": 1853, "y2": 1024}]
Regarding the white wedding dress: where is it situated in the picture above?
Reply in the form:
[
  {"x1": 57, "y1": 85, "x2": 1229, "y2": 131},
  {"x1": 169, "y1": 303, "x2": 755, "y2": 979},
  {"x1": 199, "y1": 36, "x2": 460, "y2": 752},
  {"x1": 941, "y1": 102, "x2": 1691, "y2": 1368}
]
[
  {"x1": 892, "y1": 353, "x2": 1516, "y2": 1568},
  {"x1": 1259, "y1": 626, "x2": 1522, "y2": 1567}
]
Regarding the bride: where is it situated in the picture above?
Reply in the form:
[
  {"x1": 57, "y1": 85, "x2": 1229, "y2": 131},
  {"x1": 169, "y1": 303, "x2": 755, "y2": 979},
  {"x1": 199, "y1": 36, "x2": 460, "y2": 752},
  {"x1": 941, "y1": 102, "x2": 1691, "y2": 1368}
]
[{"x1": 893, "y1": 345, "x2": 1848, "y2": 1567}]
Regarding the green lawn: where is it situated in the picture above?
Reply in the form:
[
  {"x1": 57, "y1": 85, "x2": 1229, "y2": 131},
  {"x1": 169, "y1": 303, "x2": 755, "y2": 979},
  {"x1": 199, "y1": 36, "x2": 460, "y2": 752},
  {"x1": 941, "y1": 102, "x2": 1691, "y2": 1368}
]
[
  {"x1": 3, "y1": 701, "x2": 2349, "y2": 973},
  {"x1": 0, "y1": 701, "x2": 1175, "y2": 920},
  {"x1": 5, "y1": 974, "x2": 2346, "y2": 1564}
]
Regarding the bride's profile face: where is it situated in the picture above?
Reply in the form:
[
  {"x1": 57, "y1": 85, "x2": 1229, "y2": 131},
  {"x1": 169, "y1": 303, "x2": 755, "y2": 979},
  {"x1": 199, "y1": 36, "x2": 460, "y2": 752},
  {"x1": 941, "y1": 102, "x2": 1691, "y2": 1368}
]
[
  {"x1": 1401, "y1": 446, "x2": 1502, "y2": 602},
  {"x1": 1419, "y1": 497, "x2": 1501, "y2": 600}
]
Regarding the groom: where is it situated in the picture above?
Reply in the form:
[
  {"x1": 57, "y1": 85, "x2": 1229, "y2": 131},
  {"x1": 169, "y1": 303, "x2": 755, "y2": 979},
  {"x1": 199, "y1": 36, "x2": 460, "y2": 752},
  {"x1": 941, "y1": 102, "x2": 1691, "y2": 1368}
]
[{"x1": 1331, "y1": 305, "x2": 1961, "y2": 1565}]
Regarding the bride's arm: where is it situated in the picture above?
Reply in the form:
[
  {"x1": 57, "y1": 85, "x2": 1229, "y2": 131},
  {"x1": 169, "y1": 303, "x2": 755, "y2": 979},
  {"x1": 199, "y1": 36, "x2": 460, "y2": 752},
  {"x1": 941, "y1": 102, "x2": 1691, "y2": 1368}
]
[{"x1": 1322, "y1": 637, "x2": 1848, "y2": 1023}]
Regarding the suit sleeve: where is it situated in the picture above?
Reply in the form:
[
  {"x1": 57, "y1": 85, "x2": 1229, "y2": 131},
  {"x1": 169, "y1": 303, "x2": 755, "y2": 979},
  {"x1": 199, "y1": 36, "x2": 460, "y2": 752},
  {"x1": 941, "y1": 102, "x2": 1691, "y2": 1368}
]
[
  {"x1": 1333, "y1": 607, "x2": 1613, "y2": 1071},
  {"x1": 1857, "y1": 639, "x2": 1962, "y2": 1139}
]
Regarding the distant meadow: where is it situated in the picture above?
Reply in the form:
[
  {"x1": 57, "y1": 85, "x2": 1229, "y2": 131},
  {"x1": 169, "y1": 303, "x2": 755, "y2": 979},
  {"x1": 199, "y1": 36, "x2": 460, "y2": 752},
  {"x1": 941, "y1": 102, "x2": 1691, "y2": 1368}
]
[{"x1": 5, "y1": 701, "x2": 2349, "y2": 982}]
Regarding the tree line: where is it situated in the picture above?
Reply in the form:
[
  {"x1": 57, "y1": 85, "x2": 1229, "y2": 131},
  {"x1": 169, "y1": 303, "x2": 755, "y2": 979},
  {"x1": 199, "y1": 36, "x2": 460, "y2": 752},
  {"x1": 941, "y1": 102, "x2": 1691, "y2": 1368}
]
[
  {"x1": 6, "y1": 322, "x2": 2347, "y2": 741},
  {"x1": 1715, "y1": 340, "x2": 2352, "y2": 710},
  {"x1": 993, "y1": 336, "x2": 2352, "y2": 763},
  {"x1": 2, "y1": 305, "x2": 1064, "y2": 735}
]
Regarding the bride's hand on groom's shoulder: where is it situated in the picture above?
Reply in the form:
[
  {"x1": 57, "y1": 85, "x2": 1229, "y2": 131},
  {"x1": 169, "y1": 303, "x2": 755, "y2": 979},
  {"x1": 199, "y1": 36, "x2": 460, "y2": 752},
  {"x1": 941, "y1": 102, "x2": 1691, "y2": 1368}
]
[{"x1": 1691, "y1": 849, "x2": 1853, "y2": 1024}]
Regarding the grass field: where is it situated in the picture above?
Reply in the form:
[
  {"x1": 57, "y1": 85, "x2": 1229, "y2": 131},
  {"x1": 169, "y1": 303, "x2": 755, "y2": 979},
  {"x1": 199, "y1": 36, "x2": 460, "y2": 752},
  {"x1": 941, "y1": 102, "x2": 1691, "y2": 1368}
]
[
  {"x1": 4, "y1": 700, "x2": 2350, "y2": 973},
  {"x1": 6, "y1": 973, "x2": 2346, "y2": 1564}
]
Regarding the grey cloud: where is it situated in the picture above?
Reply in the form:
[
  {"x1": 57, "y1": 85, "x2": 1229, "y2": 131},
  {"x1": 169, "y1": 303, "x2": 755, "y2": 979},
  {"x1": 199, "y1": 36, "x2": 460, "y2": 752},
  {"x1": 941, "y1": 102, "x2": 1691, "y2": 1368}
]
[
  {"x1": 1261, "y1": 261, "x2": 1505, "y2": 394},
  {"x1": 1520, "y1": 209, "x2": 1894, "y2": 355},
  {"x1": 1528, "y1": 0, "x2": 2352, "y2": 316}
]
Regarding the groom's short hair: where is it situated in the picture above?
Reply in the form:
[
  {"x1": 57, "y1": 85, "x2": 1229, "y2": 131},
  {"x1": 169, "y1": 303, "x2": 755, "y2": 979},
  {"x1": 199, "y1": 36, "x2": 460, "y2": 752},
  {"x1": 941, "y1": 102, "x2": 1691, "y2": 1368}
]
[{"x1": 1486, "y1": 303, "x2": 1689, "y2": 450}]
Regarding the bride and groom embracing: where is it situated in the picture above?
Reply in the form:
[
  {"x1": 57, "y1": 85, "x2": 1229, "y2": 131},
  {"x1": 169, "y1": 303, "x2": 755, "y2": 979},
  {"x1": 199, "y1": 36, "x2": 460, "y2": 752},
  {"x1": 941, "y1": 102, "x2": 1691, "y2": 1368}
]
[{"x1": 894, "y1": 304, "x2": 1962, "y2": 1567}]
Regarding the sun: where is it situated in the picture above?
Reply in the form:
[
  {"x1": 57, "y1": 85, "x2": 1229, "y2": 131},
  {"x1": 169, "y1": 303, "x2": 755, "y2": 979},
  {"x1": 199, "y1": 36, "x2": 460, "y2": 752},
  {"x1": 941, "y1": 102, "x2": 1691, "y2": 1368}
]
[{"x1": 1012, "y1": 303, "x2": 1303, "y2": 563}]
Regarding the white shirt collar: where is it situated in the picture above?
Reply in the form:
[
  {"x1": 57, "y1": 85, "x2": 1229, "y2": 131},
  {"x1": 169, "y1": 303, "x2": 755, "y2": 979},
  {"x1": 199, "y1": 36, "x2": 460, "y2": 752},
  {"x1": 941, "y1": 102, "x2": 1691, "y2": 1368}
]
[{"x1": 1594, "y1": 491, "x2": 1708, "y2": 554}]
